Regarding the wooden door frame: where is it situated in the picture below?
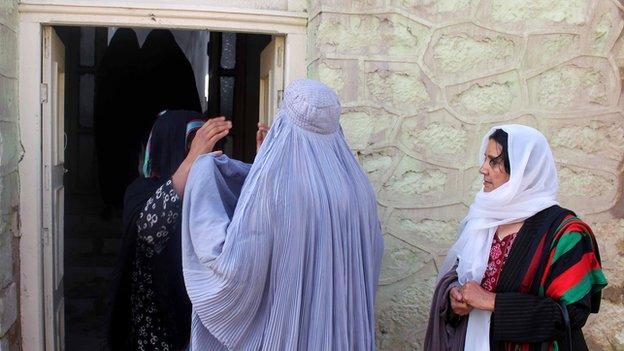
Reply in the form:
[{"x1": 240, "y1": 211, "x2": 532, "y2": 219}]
[{"x1": 18, "y1": 3, "x2": 306, "y2": 350}]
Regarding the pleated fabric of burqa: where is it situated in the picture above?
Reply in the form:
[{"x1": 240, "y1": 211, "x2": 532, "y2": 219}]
[{"x1": 182, "y1": 79, "x2": 384, "y2": 350}]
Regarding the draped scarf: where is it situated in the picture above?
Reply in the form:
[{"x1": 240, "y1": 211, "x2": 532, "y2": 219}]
[{"x1": 440, "y1": 125, "x2": 559, "y2": 351}]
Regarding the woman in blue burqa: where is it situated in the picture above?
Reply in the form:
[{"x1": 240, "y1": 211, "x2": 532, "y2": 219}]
[{"x1": 181, "y1": 79, "x2": 384, "y2": 350}]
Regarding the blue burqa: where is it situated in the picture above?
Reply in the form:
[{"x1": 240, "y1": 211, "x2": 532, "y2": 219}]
[{"x1": 182, "y1": 79, "x2": 384, "y2": 350}]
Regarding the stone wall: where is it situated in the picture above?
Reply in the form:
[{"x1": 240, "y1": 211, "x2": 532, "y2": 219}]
[
  {"x1": 0, "y1": 0, "x2": 20, "y2": 350},
  {"x1": 5, "y1": 0, "x2": 624, "y2": 349},
  {"x1": 308, "y1": 0, "x2": 624, "y2": 349}
]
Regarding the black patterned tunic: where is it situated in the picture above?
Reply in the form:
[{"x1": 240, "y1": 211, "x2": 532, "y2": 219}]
[{"x1": 130, "y1": 180, "x2": 182, "y2": 351}]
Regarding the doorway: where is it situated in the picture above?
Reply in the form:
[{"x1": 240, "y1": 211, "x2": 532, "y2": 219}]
[
  {"x1": 18, "y1": 6, "x2": 307, "y2": 351},
  {"x1": 50, "y1": 25, "x2": 276, "y2": 350}
]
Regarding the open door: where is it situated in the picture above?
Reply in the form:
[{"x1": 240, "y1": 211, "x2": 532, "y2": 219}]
[
  {"x1": 42, "y1": 26, "x2": 66, "y2": 351},
  {"x1": 259, "y1": 36, "x2": 285, "y2": 125}
]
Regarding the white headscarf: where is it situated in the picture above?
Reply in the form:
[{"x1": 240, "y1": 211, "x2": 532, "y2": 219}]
[{"x1": 440, "y1": 124, "x2": 559, "y2": 351}]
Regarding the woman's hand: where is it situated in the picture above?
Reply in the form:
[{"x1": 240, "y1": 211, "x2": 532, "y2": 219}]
[
  {"x1": 187, "y1": 117, "x2": 232, "y2": 163},
  {"x1": 172, "y1": 117, "x2": 231, "y2": 197},
  {"x1": 450, "y1": 286, "x2": 472, "y2": 316},
  {"x1": 256, "y1": 122, "x2": 269, "y2": 153},
  {"x1": 460, "y1": 281, "x2": 496, "y2": 311}
]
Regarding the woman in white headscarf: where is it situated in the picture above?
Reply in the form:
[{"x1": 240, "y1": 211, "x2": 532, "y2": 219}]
[
  {"x1": 425, "y1": 125, "x2": 607, "y2": 351},
  {"x1": 181, "y1": 79, "x2": 384, "y2": 350}
]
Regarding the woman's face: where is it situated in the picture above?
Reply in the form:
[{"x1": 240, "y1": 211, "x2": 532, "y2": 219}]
[{"x1": 479, "y1": 139, "x2": 510, "y2": 192}]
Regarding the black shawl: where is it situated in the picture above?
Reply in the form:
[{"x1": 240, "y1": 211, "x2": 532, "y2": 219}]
[
  {"x1": 490, "y1": 205, "x2": 605, "y2": 350},
  {"x1": 138, "y1": 29, "x2": 202, "y2": 145},
  {"x1": 94, "y1": 28, "x2": 141, "y2": 210},
  {"x1": 108, "y1": 110, "x2": 204, "y2": 350}
]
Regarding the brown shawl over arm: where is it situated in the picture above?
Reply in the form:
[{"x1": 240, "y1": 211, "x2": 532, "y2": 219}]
[{"x1": 424, "y1": 267, "x2": 467, "y2": 351}]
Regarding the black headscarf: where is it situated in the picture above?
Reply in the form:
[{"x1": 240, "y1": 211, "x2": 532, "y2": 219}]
[
  {"x1": 138, "y1": 29, "x2": 202, "y2": 145},
  {"x1": 94, "y1": 28, "x2": 141, "y2": 210},
  {"x1": 108, "y1": 110, "x2": 205, "y2": 351}
]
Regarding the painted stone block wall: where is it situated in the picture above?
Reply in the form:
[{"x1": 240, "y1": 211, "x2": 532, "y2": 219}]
[
  {"x1": 0, "y1": 0, "x2": 20, "y2": 350},
  {"x1": 308, "y1": 0, "x2": 624, "y2": 349}
]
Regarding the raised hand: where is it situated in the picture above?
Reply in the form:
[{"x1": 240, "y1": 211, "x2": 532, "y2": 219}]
[
  {"x1": 256, "y1": 122, "x2": 270, "y2": 153},
  {"x1": 187, "y1": 117, "x2": 232, "y2": 163},
  {"x1": 172, "y1": 117, "x2": 231, "y2": 197}
]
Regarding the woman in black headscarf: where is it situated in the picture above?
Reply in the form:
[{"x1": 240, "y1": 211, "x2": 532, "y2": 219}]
[
  {"x1": 108, "y1": 110, "x2": 231, "y2": 351},
  {"x1": 138, "y1": 30, "x2": 202, "y2": 144},
  {"x1": 94, "y1": 28, "x2": 141, "y2": 215}
]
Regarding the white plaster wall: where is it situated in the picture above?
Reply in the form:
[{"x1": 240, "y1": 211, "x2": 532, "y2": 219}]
[{"x1": 0, "y1": 0, "x2": 21, "y2": 349}]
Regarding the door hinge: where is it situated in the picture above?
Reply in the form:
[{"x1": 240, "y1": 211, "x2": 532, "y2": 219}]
[
  {"x1": 40, "y1": 83, "x2": 48, "y2": 104},
  {"x1": 277, "y1": 90, "x2": 284, "y2": 106},
  {"x1": 43, "y1": 32, "x2": 50, "y2": 59},
  {"x1": 277, "y1": 45, "x2": 284, "y2": 68},
  {"x1": 42, "y1": 227, "x2": 50, "y2": 247},
  {"x1": 44, "y1": 164, "x2": 50, "y2": 191}
]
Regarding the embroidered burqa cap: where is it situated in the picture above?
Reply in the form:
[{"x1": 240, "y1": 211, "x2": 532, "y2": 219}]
[{"x1": 182, "y1": 79, "x2": 384, "y2": 350}]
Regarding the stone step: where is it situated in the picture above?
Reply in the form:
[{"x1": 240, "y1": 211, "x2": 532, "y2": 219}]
[
  {"x1": 65, "y1": 251, "x2": 118, "y2": 268},
  {"x1": 66, "y1": 237, "x2": 97, "y2": 254},
  {"x1": 65, "y1": 238, "x2": 121, "y2": 258},
  {"x1": 65, "y1": 332, "x2": 108, "y2": 351},
  {"x1": 102, "y1": 238, "x2": 122, "y2": 255},
  {"x1": 64, "y1": 265, "x2": 115, "y2": 279},
  {"x1": 64, "y1": 189, "x2": 121, "y2": 350},
  {"x1": 65, "y1": 297, "x2": 108, "y2": 351},
  {"x1": 64, "y1": 266, "x2": 115, "y2": 292},
  {"x1": 64, "y1": 216, "x2": 124, "y2": 239},
  {"x1": 65, "y1": 274, "x2": 111, "y2": 299},
  {"x1": 66, "y1": 297, "x2": 101, "y2": 318},
  {"x1": 65, "y1": 194, "x2": 107, "y2": 211}
]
